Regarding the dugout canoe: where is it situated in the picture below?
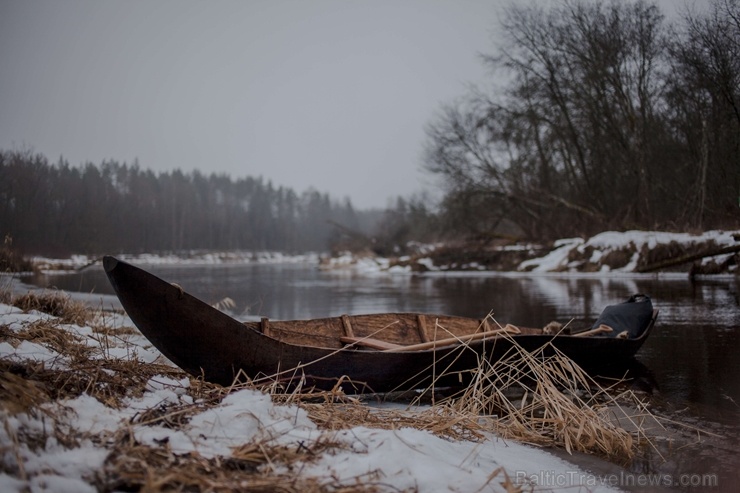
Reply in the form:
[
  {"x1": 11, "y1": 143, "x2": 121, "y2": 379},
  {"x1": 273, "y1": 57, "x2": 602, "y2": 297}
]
[{"x1": 103, "y1": 256, "x2": 658, "y2": 393}]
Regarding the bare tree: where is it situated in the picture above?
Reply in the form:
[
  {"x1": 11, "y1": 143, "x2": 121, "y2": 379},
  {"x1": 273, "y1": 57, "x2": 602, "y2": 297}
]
[
  {"x1": 666, "y1": 0, "x2": 740, "y2": 228},
  {"x1": 423, "y1": 0, "x2": 737, "y2": 238}
]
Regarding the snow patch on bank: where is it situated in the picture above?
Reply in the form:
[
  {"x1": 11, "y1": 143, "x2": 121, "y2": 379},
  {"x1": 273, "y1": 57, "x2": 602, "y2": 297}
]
[
  {"x1": 519, "y1": 230, "x2": 739, "y2": 273},
  {"x1": 30, "y1": 250, "x2": 322, "y2": 273},
  {"x1": 321, "y1": 230, "x2": 739, "y2": 276}
]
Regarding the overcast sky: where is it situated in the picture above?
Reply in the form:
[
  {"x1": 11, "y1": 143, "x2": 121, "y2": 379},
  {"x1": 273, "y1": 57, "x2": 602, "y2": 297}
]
[{"x1": 0, "y1": 0, "x2": 695, "y2": 209}]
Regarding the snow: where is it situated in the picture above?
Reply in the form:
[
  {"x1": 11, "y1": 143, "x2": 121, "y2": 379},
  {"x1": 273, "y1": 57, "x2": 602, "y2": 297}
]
[
  {"x1": 519, "y1": 238, "x2": 584, "y2": 273},
  {"x1": 29, "y1": 474, "x2": 97, "y2": 493},
  {"x1": 302, "y1": 426, "x2": 604, "y2": 492},
  {"x1": 0, "y1": 300, "x2": 624, "y2": 492},
  {"x1": 319, "y1": 230, "x2": 739, "y2": 276},
  {"x1": 0, "y1": 339, "x2": 60, "y2": 365},
  {"x1": 511, "y1": 230, "x2": 738, "y2": 274},
  {"x1": 30, "y1": 251, "x2": 322, "y2": 273}
]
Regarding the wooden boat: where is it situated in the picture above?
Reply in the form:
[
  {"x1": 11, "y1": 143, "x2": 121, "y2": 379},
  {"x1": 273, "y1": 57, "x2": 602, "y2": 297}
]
[{"x1": 103, "y1": 256, "x2": 658, "y2": 393}]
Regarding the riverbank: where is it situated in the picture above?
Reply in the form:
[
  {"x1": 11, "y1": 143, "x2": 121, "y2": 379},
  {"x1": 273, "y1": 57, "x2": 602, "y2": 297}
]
[
  {"x1": 11, "y1": 230, "x2": 740, "y2": 278},
  {"x1": 0, "y1": 288, "x2": 688, "y2": 493},
  {"x1": 324, "y1": 230, "x2": 740, "y2": 277}
]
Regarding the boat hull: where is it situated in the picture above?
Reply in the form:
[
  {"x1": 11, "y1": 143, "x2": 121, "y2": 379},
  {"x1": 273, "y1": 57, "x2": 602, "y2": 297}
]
[{"x1": 103, "y1": 256, "x2": 657, "y2": 392}]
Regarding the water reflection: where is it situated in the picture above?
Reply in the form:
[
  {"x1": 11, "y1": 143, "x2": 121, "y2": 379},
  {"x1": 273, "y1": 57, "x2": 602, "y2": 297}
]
[{"x1": 32, "y1": 263, "x2": 737, "y2": 319}]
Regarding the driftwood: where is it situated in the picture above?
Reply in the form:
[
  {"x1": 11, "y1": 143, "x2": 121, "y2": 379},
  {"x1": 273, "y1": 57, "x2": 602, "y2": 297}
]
[{"x1": 636, "y1": 244, "x2": 740, "y2": 273}]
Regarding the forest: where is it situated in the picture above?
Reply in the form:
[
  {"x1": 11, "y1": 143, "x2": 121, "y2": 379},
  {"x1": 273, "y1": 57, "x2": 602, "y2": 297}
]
[
  {"x1": 0, "y1": 151, "x2": 381, "y2": 255},
  {"x1": 2, "y1": 0, "x2": 739, "y2": 257}
]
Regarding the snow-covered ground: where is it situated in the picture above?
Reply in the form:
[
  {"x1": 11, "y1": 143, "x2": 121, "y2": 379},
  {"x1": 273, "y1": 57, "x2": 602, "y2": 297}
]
[
  {"x1": 0, "y1": 299, "x2": 635, "y2": 492},
  {"x1": 30, "y1": 250, "x2": 322, "y2": 274},
  {"x1": 518, "y1": 230, "x2": 739, "y2": 274}
]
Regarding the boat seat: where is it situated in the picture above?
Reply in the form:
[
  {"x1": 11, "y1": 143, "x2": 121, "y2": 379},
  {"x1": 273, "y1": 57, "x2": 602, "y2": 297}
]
[{"x1": 340, "y1": 336, "x2": 403, "y2": 351}]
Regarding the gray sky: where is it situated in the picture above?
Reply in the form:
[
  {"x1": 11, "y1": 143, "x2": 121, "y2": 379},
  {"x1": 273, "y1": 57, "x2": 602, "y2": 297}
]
[{"x1": 0, "y1": 0, "x2": 695, "y2": 209}]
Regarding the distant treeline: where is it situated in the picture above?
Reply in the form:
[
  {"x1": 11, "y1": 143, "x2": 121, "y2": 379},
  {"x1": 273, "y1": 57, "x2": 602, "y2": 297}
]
[
  {"x1": 0, "y1": 151, "x2": 383, "y2": 255},
  {"x1": 424, "y1": 0, "x2": 740, "y2": 240}
]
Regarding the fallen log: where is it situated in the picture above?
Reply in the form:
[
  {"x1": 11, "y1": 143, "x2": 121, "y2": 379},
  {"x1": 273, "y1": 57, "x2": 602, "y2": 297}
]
[{"x1": 636, "y1": 244, "x2": 740, "y2": 273}]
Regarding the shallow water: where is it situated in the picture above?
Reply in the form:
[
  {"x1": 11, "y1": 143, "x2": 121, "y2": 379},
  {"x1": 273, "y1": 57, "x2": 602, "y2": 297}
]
[{"x1": 29, "y1": 263, "x2": 740, "y2": 490}]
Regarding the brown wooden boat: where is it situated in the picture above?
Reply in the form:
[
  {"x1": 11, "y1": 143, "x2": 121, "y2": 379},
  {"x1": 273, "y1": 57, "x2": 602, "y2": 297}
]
[{"x1": 103, "y1": 256, "x2": 658, "y2": 393}]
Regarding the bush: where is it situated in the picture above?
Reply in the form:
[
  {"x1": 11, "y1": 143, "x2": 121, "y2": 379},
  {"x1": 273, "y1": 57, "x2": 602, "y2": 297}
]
[{"x1": 0, "y1": 236, "x2": 33, "y2": 273}]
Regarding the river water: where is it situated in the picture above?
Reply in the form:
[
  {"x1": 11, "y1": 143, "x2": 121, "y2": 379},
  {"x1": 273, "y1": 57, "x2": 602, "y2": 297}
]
[{"x1": 30, "y1": 262, "x2": 740, "y2": 491}]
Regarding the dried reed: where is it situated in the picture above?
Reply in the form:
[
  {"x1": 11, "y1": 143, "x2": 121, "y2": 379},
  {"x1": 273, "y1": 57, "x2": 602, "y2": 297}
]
[
  {"x1": 432, "y1": 323, "x2": 650, "y2": 462},
  {"x1": 103, "y1": 433, "x2": 379, "y2": 493},
  {"x1": 12, "y1": 290, "x2": 93, "y2": 326}
]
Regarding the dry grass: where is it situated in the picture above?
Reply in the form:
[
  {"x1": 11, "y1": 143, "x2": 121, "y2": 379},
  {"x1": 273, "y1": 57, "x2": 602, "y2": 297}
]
[
  {"x1": 12, "y1": 290, "x2": 93, "y2": 326},
  {"x1": 0, "y1": 315, "x2": 187, "y2": 410},
  {"x1": 0, "y1": 368, "x2": 50, "y2": 415},
  {"x1": 300, "y1": 397, "x2": 486, "y2": 443},
  {"x1": 102, "y1": 432, "x2": 383, "y2": 493},
  {"x1": 437, "y1": 334, "x2": 644, "y2": 463},
  {"x1": 248, "y1": 318, "x2": 660, "y2": 465}
]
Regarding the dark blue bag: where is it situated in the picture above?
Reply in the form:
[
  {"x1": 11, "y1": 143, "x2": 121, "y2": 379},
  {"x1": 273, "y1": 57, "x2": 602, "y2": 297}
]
[{"x1": 591, "y1": 294, "x2": 653, "y2": 338}]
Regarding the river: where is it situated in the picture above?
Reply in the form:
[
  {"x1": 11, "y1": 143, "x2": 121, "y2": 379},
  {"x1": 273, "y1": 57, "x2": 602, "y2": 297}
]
[{"x1": 29, "y1": 261, "x2": 740, "y2": 491}]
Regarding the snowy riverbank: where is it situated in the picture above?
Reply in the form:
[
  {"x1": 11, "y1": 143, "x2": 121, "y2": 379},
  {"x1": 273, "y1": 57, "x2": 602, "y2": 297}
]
[
  {"x1": 29, "y1": 250, "x2": 322, "y2": 274},
  {"x1": 22, "y1": 230, "x2": 740, "y2": 278},
  {"x1": 0, "y1": 291, "x2": 665, "y2": 492},
  {"x1": 327, "y1": 230, "x2": 740, "y2": 276}
]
